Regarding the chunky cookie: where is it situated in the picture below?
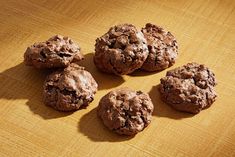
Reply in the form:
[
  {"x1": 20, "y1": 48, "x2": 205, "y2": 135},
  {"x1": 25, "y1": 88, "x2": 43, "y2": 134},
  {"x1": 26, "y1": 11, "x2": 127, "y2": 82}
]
[
  {"x1": 94, "y1": 24, "x2": 149, "y2": 75},
  {"x1": 43, "y1": 63, "x2": 98, "y2": 111},
  {"x1": 159, "y1": 63, "x2": 217, "y2": 114},
  {"x1": 141, "y1": 23, "x2": 178, "y2": 71},
  {"x1": 24, "y1": 35, "x2": 84, "y2": 69},
  {"x1": 97, "y1": 87, "x2": 154, "y2": 135}
]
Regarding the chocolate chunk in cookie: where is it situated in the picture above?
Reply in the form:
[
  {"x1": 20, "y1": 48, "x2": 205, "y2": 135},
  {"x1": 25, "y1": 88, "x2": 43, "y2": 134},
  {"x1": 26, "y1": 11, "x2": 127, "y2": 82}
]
[
  {"x1": 94, "y1": 24, "x2": 149, "y2": 75},
  {"x1": 43, "y1": 63, "x2": 98, "y2": 111},
  {"x1": 24, "y1": 35, "x2": 84, "y2": 69},
  {"x1": 141, "y1": 23, "x2": 178, "y2": 71},
  {"x1": 159, "y1": 62, "x2": 217, "y2": 114},
  {"x1": 97, "y1": 87, "x2": 154, "y2": 135}
]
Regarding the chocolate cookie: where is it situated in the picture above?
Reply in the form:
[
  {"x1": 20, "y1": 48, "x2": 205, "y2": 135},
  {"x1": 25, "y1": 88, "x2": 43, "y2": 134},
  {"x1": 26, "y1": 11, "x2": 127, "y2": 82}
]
[
  {"x1": 43, "y1": 63, "x2": 98, "y2": 111},
  {"x1": 141, "y1": 23, "x2": 178, "y2": 71},
  {"x1": 24, "y1": 35, "x2": 84, "y2": 69},
  {"x1": 159, "y1": 63, "x2": 217, "y2": 114},
  {"x1": 94, "y1": 24, "x2": 149, "y2": 75},
  {"x1": 97, "y1": 87, "x2": 154, "y2": 135}
]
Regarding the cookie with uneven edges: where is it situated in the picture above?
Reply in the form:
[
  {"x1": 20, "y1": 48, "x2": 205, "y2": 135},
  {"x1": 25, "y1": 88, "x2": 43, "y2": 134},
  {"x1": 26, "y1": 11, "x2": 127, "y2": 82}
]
[
  {"x1": 94, "y1": 24, "x2": 149, "y2": 75},
  {"x1": 43, "y1": 63, "x2": 98, "y2": 111},
  {"x1": 141, "y1": 23, "x2": 178, "y2": 72},
  {"x1": 24, "y1": 35, "x2": 83, "y2": 69},
  {"x1": 159, "y1": 62, "x2": 217, "y2": 114},
  {"x1": 97, "y1": 87, "x2": 154, "y2": 135}
]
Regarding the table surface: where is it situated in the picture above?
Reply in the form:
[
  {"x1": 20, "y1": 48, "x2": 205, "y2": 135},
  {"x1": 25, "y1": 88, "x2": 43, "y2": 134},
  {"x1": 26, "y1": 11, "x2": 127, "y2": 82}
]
[{"x1": 0, "y1": 0, "x2": 235, "y2": 157}]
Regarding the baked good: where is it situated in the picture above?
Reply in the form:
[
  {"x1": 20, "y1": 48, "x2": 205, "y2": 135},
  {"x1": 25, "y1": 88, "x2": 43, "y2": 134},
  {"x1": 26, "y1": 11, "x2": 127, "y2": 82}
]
[
  {"x1": 24, "y1": 35, "x2": 83, "y2": 69},
  {"x1": 159, "y1": 62, "x2": 217, "y2": 113},
  {"x1": 43, "y1": 63, "x2": 98, "y2": 111},
  {"x1": 94, "y1": 24, "x2": 149, "y2": 75},
  {"x1": 97, "y1": 87, "x2": 154, "y2": 135},
  {"x1": 141, "y1": 23, "x2": 178, "y2": 71}
]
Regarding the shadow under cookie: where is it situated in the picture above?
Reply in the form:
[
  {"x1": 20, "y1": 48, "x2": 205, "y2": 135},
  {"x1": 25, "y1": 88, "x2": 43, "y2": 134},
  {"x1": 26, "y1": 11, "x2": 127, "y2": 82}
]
[
  {"x1": 149, "y1": 85, "x2": 194, "y2": 119},
  {"x1": 78, "y1": 53, "x2": 125, "y2": 90},
  {"x1": 128, "y1": 68, "x2": 164, "y2": 77},
  {"x1": 78, "y1": 107, "x2": 133, "y2": 142},
  {"x1": 0, "y1": 62, "x2": 74, "y2": 119}
]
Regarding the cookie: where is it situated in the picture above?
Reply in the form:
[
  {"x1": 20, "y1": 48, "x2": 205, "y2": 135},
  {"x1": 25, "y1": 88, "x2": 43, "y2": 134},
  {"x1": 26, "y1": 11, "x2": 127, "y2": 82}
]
[
  {"x1": 97, "y1": 87, "x2": 154, "y2": 135},
  {"x1": 43, "y1": 63, "x2": 98, "y2": 111},
  {"x1": 24, "y1": 35, "x2": 84, "y2": 69},
  {"x1": 141, "y1": 23, "x2": 178, "y2": 71},
  {"x1": 159, "y1": 62, "x2": 217, "y2": 114},
  {"x1": 94, "y1": 24, "x2": 149, "y2": 75}
]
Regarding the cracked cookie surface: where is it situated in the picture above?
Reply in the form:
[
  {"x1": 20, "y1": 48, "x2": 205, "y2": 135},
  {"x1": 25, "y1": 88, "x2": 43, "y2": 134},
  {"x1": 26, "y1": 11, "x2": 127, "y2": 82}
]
[
  {"x1": 94, "y1": 24, "x2": 149, "y2": 75},
  {"x1": 24, "y1": 35, "x2": 83, "y2": 69},
  {"x1": 43, "y1": 63, "x2": 98, "y2": 111},
  {"x1": 141, "y1": 23, "x2": 178, "y2": 71},
  {"x1": 159, "y1": 62, "x2": 217, "y2": 114},
  {"x1": 97, "y1": 87, "x2": 154, "y2": 135}
]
